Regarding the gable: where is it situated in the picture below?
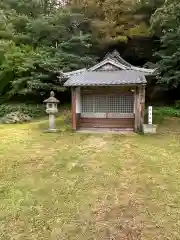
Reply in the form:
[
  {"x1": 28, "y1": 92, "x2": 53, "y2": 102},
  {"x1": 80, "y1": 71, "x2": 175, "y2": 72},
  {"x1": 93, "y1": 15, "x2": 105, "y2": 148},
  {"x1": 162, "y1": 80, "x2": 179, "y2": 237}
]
[
  {"x1": 95, "y1": 63, "x2": 122, "y2": 71},
  {"x1": 89, "y1": 58, "x2": 128, "y2": 72}
]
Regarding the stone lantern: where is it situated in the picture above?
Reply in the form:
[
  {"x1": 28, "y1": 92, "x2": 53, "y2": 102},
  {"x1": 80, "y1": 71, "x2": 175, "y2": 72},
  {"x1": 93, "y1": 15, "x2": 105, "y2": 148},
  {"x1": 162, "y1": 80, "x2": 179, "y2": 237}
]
[{"x1": 43, "y1": 91, "x2": 60, "y2": 132}]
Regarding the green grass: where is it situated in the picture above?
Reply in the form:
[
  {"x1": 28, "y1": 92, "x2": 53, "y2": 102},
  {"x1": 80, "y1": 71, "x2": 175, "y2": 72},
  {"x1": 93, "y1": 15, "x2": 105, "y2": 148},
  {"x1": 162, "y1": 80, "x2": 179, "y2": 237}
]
[{"x1": 1, "y1": 109, "x2": 180, "y2": 239}]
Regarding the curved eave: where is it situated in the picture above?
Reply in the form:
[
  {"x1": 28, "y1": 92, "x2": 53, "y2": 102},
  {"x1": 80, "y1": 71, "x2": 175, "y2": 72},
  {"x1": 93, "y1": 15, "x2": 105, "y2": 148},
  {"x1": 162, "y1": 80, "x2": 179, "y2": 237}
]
[
  {"x1": 60, "y1": 68, "x2": 87, "y2": 77},
  {"x1": 131, "y1": 66, "x2": 157, "y2": 75}
]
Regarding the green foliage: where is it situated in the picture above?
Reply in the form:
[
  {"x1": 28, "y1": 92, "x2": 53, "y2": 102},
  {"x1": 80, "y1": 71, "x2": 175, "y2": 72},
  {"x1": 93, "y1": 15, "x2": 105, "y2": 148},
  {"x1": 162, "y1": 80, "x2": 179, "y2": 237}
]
[
  {"x1": 0, "y1": 5, "x2": 97, "y2": 100},
  {"x1": 0, "y1": 103, "x2": 45, "y2": 118},
  {"x1": 145, "y1": 106, "x2": 180, "y2": 124},
  {"x1": 128, "y1": 23, "x2": 151, "y2": 38},
  {"x1": 154, "y1": 106, "x2": 180, "y2": 117},
  {"x1": 175, "y1": 100, "x2": 180, "y2": 109},
  {"x1": 151, "y1": 0, "x2": 180, "y2": 89},
  {"x1": 135, "y1": 0, "x2": 165, "y2": 24},
  {"x1": 144, "y1": 106, "x2": 180, "y2": 125},
  {"x1": 67, "y1": 0, "x2": 155, "y2": 44},
  {"x1": 0, "y1": 0, "x2": 173, "y2": 104}
]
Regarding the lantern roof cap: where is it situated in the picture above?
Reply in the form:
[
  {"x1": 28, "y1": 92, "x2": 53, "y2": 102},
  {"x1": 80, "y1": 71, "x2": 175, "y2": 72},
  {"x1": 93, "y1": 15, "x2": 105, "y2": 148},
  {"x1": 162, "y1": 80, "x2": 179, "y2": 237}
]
[{"x1": 43, "y1": 91, "x2": 60, "y2": 103}]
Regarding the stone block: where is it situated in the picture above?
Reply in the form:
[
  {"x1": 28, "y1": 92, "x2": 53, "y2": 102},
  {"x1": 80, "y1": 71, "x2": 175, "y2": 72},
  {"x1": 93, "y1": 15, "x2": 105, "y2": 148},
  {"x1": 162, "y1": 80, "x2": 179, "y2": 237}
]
[{"x1": 143, "y1": 124, "x2": 157, "y2": 134}]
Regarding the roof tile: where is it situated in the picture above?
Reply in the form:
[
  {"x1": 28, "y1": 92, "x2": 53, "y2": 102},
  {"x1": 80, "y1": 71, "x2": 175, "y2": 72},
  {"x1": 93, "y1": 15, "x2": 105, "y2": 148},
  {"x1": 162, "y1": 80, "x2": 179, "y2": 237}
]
[{"x1": 64, "y1": 70, "x2": 147, "y2": 87}]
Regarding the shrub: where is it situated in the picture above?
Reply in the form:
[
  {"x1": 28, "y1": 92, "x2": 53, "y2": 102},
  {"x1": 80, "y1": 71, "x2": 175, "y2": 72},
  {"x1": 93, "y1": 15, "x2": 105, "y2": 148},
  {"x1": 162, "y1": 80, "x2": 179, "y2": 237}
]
[
  {"x1": 0, "y1": 111, "x2": 32, "y2": 124},
  {"x1": 175, "y1": 100, "x2": 180, "y2": 109},
  {"x1": 153, "y1": 107, "x2": 180, "y2": 118},
  {"x1": 145, "y1": 106, "x2": 180, "y2": 124},
  {"x1": 0, "y1": 103, "x2": 45, "y2": 118}
]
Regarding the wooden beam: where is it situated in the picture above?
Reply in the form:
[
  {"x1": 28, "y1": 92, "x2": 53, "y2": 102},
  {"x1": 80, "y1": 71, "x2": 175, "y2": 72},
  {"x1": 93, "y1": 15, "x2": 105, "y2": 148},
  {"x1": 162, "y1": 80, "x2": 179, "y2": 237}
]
[{"x1": 71, "y1": 87, "x2": 77, "y2": 131}]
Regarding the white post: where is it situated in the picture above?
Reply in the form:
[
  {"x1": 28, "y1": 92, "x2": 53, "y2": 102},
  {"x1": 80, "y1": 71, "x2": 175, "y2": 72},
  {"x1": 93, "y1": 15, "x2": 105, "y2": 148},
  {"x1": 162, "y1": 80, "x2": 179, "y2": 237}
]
[{"x1": 148, "y1": 106, "x2": 152, "y2": 125}]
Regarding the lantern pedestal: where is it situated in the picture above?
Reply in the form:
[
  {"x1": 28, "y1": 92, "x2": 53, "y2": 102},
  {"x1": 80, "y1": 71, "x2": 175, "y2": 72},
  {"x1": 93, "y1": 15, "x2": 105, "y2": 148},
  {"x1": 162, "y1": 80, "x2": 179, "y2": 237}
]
[{"x1": 49, "y1": 114, "x2": 56, "y2": 131}]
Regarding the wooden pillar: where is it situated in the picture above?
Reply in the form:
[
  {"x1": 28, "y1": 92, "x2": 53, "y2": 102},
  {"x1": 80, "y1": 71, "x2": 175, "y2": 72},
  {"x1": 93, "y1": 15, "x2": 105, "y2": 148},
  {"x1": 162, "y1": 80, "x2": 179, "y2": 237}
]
[
  {"x1": 71, "y1": 87, "x2": 77, "y2": 131},
  {"x1": 135, "y1": 85, "x2": 146, "y2": 132},
  {"x1": 134, "y1": 86, "x2": 139, "y2": 132},
  {"x1": 140, "y1": 85, "x2": 146, "y2": 131}
]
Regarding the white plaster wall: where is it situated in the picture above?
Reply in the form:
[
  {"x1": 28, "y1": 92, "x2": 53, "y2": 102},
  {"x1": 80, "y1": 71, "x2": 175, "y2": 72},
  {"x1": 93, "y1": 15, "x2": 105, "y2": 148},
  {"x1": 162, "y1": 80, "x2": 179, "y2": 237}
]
[{"x1": 76, "y1": 87, "x2": 81, "y2": 113}]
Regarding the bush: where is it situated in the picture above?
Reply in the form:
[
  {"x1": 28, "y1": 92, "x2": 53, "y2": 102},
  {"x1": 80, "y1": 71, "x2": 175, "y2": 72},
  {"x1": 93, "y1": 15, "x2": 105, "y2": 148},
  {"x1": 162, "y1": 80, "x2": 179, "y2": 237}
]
[
  {"x1": 0, "y1": 103, "x2": 45, "y2": 118},
  {"x1": 145, "y1": 106, "x2": 180, "y2": 124},
  {"x1": 175, "y1": 100, "x2": 180, "y2": 109},
  {"x1": 0, "y1": 111, "x2": 32, "y2": 124},
  {"x1": 153, "y1": 107, "x2": 180, "y2": 118}
]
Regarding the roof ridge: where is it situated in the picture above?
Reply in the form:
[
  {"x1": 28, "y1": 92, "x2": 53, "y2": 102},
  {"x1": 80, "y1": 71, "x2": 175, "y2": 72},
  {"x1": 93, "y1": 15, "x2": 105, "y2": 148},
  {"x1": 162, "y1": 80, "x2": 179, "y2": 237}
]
[{"x1": 104, "y1": 50, "x2": 133, "y2": 68}]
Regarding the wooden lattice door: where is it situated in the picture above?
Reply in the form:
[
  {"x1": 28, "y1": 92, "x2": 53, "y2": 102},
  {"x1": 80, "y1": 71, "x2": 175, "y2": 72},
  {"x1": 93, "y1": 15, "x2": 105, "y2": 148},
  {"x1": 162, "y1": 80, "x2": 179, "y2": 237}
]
[
  {"x1": 107, "y1": 94, "x2": 134, "y2": 118},
  {"x1": 81, "y1": 94, "x2": 134, "y2": 118}
]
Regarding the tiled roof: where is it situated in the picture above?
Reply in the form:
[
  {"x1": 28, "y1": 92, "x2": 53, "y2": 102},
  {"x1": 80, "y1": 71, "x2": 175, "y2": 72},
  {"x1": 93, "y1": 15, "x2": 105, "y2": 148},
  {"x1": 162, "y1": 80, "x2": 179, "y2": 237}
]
[{"x1": 64, "y1": 70, "x2": 147, "y2": 87}]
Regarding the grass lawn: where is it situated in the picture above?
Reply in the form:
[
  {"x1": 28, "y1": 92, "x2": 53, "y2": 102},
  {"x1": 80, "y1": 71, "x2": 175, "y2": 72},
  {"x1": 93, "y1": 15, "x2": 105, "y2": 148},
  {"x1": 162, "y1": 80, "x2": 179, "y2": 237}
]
[{"x1": 1, "y1": 110, "x2": 180, "y2": 239}]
